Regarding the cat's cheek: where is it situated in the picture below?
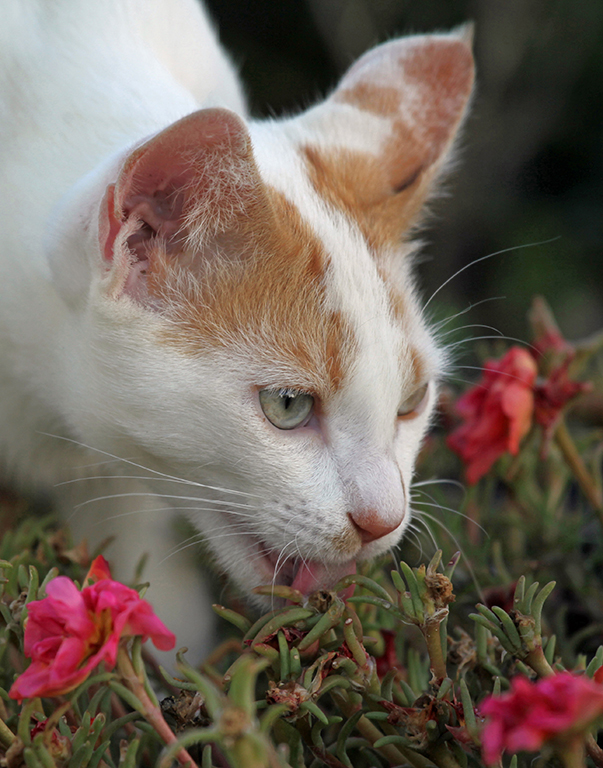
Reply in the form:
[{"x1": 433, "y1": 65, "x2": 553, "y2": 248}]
[{"x1": 393, "y1": 392, "x2": 437, "y2": 498}]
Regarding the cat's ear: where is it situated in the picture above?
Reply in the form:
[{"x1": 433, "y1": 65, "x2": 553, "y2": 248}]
[
  {"x1": 298, "y1": 29, "x2": 475, "y2": 248},
  {"x1": 99, "y1": 108, "x2": 261, "y2": 301}
]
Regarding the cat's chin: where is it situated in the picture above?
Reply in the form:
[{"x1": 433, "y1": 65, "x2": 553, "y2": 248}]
[{"x1": 252, "y1": 541, "x2": 357, "y2": 600}]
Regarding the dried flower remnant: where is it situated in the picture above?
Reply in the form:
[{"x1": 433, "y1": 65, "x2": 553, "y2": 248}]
[
  {"x1": 447, "y1": 347, "x2": 537, "y2": 483},
  {"x1": 30, "y1": 719, "x2": 72, "y2": 762},
  {"x1": 9, "y1": 556, "x2": 175, "y2": 700},
  {"x1": 480, "y1": 672, "x2": 603, "y2": 765}
]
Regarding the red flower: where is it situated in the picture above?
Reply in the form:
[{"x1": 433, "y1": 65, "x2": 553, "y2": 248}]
[
  {"x1": 447, "y1": 347, "x2": 537, "y2": 484},
  {"x1": 534, "y1": 356, "x2": 591, "y2": 441},
  {"x1": 533, "y1": 328, "x2": 571, "y2": 358},
  {"x1": 530, "y1": 310, "x2": 590, "y2": 443},
  {"x1": 9, "y1": 556, "x2": 175, "y2": 700},
  {"x1": 481, "y1": 673, "x2": 603, "y2": 765},
  {"x1": 85, "y1": 554, "x2": 112, "y2": 583}
]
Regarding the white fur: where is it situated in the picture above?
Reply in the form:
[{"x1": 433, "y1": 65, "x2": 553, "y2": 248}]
[{"x1": 0, "y1": 0, "x2": 470, "y2": 662}]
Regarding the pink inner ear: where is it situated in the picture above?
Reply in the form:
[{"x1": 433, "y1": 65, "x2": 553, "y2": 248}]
[
  {"x1": 98, "y1": 108, "x2": 255, "y2": 301},
  {"x1": 99, "y1": 184, "x2": 120, "y2": 264},
  {"x1": 115, "y1": 108, "x2": 251, "y2": 233}
]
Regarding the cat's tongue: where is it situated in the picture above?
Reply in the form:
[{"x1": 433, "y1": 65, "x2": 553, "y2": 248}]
[{"x1": 290, "y1": 560, "x2": 356, "y2": 596}]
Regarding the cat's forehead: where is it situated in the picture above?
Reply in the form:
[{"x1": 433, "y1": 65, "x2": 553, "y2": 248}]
[{"x1": 155, "y1": 128, "x2": 432, "y2": 401}]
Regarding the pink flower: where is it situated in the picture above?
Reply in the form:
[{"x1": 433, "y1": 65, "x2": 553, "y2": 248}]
[
  {"x1": 481, "y1": 673, "x2": 603, "y2": 765},
  {"x1": 9, "y1": 556, "x2": 175, "y2": 700},
  {"x1": 447, "y1": 347, "x2": 537, "y2": 483}
]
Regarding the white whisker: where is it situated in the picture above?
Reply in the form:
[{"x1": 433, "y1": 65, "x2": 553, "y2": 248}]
[
  {"x1": 294, "y1": 534, "x2": 311, "y2": 574},
  {"x1": 71, "y1": 458, "x2": 131, "y2": 470},
  {"x1": 409, "y1": 513, "x2": 440, "y2": 552},
  {"x1": 40, "y1": 431, "x2": 259, "y2": 498},
  {"x1": 452, "y1": 364, "x2": 539, "y2": 385},
  {"x1": 444, "y1": 374, "x2": 486, "y2": 388},
  {"x1": 424, "y1": 237, "x2": 560, "y2": 310},
  {"x1": 93, "y1": 505, "x2": 258, "y2": 526},
  {"x1": 71, "y1": 491, "x2": 255, "y2": 514},
  {"x1": 438, "y1": 323, "x2": 505, "y2": 340},
  {"x1": 56, "y1": 473, "x2": 247, "y2": 489},
  {"x1": 411, "y1": 496, "x2": 488, "y2": 538},
  {"x1": 432, "y1": 296, "x2": 506, "y2": 331},
  {"x1": 412, "y1": 478, "x2": 465, "y2": 491},
  {"x1": 160, "y1": 528, "x2": 261, "y2": 563},
  {"x1": 446, "y1": 334, "x2": 539, "y2": 352},
  {"x1": 399, "y1": 526, "x2": 425, "y2": 559},
  {"x1": 269, "y1": 541, "x2": 298, "y2": 607}
]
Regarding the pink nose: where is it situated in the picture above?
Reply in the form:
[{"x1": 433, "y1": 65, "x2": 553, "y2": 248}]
[{"x1": 349, "y1": 510, "x2": 403, "y2": 544}]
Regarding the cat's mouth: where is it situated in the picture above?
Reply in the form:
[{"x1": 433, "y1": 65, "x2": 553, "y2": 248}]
[{"x1": 258, "y1": 543, "x2": 356, "y2": 595}]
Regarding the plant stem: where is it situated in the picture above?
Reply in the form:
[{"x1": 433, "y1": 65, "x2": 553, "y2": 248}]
[
  {"x1": 586, "y1": 734, "x2": 603, "y2": 768},
  {"x1": 116, "y1": 647, "x2": 199, "y2": 768},
  {"x1": 428, "y1": 743, "x2": 463, "y2": 768},
  {"x1": 555, "y1": 737, "x2": 586, "y2": 768},
  {"x1": 0, "y1": 716, "x2": 15, "y2": 748},
  {"x1": 331, "y1": 690, "x2": 431, "y2": 768},
  {"x1": 525, "y1": 647, "x2": 555, "y2": 679},
  {"x1": 423, "y1": 622, "x2": 448, "y2": 680},
  {"x1": 555, "y1": 420, "x2": 603, "y2": 516}
]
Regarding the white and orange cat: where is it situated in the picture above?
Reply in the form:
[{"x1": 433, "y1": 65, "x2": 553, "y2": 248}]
[{"x1": 0, "y1": 0, "x2": 473, "y2": 659}]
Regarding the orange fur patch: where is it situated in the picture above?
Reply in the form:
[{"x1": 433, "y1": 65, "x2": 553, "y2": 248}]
[
  {"x1": 302, "y1": 144, "x2": 429, "y2": 252},
  {"x1": 150, "y1": 185, "x2": 356, "y2": 399},
  {"x1": 399, "y1": 40, "x2": 474, "y2": 160},
  {"x1": 336, "y1": 82, "x2": 402, "y2": 118},
  {"x1": 303, "y1": 38, "x2": 473, "y2": 251}
]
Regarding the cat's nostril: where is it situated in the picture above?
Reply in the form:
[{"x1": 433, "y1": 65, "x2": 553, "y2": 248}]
[{"x1": 348, "y1": 509, "x2": 403, "y2": 544}]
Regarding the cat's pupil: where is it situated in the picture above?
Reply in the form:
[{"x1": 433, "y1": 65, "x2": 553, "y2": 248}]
[{"x1": 259, "y1": 389, "x2": 314, "y2": 429}]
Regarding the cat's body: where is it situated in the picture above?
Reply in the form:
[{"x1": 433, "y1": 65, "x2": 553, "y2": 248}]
[{"x1": 0, "y1": 0, "x2": 473, "y2": 659}]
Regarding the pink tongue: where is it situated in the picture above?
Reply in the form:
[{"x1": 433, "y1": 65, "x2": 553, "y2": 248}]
[{"x1": 290, "y1": 559, "x2": 356, "y2": 595}]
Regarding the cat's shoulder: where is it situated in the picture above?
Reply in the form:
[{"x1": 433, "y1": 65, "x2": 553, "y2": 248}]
[{"x1": 0, "y1": 0, "x2": 245, "y2": 116}]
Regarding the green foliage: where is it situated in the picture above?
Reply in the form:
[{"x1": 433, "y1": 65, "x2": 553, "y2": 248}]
[
  {"x1": 0, "y1": 521, "x2": 601, "y2": 768},
  {"x1": 1, "y1": 300, "x2": 602, "y2": 768}
]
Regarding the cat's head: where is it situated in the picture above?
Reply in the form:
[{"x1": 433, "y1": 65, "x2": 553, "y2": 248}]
[{"x1": 52, "y1": 30, "x2": 474, "y2": 602}]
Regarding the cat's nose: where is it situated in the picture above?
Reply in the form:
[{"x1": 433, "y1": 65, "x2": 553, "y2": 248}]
[{"x1": 349, "y1": 509, "x2": 403, "y2": 544}]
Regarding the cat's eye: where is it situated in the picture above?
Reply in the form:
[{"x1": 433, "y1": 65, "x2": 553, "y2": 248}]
[
  {"x1": 397, "y1": 382, "x2": 429, "y2": 420},
  {"x1": 259, "y1": 389, "x2": 314, "y2": 430}
]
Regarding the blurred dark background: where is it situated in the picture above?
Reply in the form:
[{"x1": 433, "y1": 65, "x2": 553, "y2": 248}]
[{"x1": 204, "y1": 0, "x2": 603, "y2": 344}]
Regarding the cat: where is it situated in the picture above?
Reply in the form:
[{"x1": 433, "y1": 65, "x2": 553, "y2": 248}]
[{"x1": 0, "y1": 0, "x2": 474, "y2": 662}]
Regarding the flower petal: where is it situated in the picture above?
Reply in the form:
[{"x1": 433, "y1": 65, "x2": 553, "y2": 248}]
[{"x1": 11, "y1": 565, "x2": 175, "y2": 699}]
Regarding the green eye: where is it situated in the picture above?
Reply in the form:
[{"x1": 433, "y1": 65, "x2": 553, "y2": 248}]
[
  {"x1": 259, "y1": 389, "x2": 314, "y2": 430},
  {"x1": 398, "y1": 382, "x2": 429, "y2": 419}
]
